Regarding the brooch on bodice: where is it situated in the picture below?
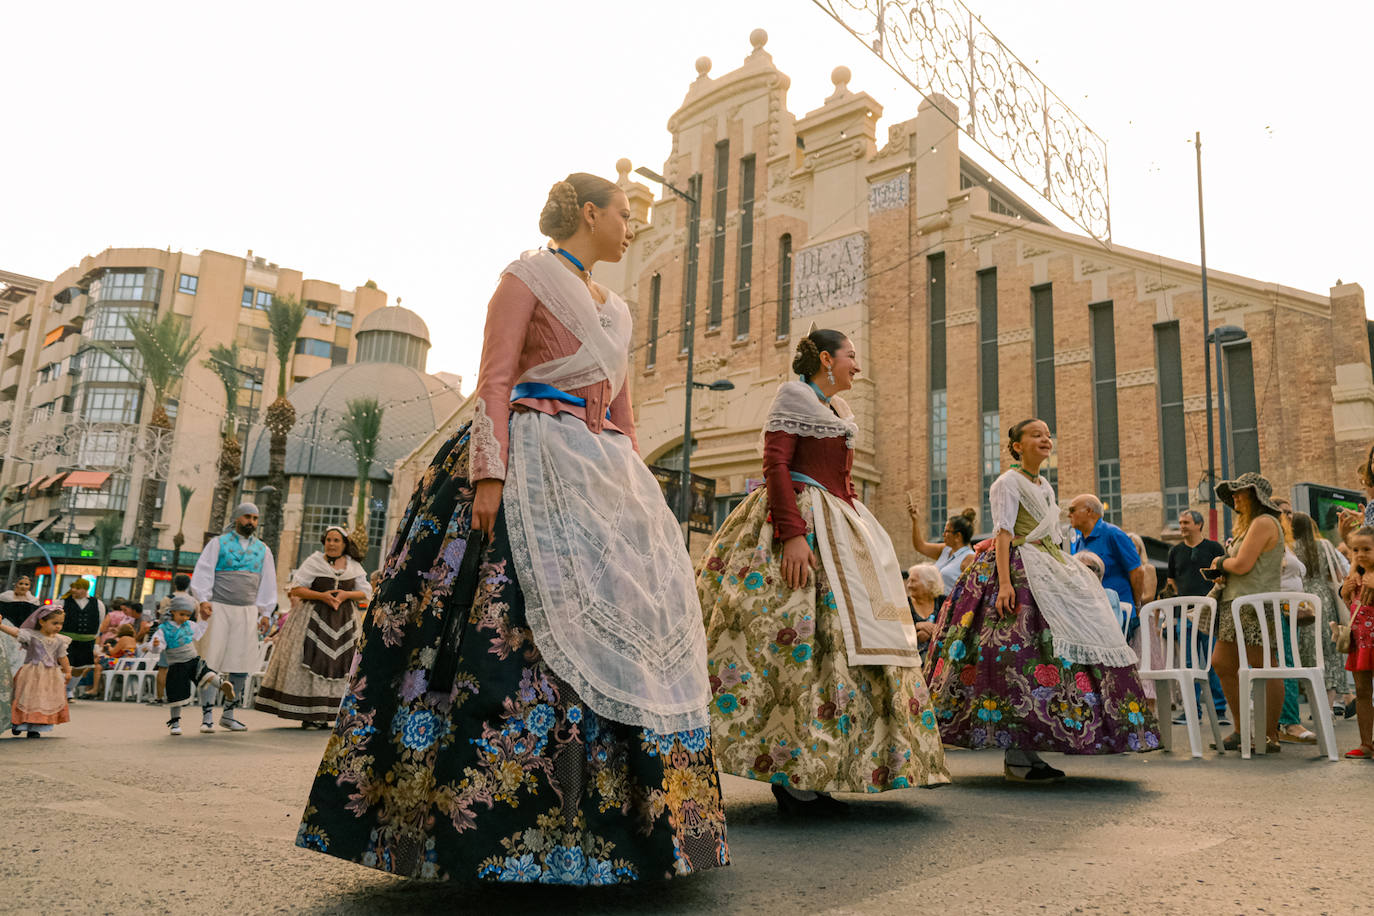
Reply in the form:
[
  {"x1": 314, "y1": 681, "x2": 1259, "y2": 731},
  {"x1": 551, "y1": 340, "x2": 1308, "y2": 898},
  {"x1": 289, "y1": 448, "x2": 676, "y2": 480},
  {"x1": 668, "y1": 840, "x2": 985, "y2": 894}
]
[{"x1": 599, "y1": 313, "x2": 612, "y2": 329}]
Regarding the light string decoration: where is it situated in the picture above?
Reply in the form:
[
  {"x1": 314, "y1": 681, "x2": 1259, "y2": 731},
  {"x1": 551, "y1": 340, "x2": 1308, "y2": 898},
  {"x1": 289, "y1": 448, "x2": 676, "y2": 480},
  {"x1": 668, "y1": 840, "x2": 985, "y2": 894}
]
[{"x1": 810, "y1": 0, "x2": 1112, "y2": 245}]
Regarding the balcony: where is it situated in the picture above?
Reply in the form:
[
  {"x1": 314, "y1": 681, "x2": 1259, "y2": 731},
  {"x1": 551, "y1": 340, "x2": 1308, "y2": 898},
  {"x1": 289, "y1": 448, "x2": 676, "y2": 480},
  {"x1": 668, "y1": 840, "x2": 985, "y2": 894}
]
[
  {"x1": 4, "y1": 327, "x2": 28, "y2": 362},
  {"x1": 0, "y1": 363, "x2": 20, "y2": 394}
]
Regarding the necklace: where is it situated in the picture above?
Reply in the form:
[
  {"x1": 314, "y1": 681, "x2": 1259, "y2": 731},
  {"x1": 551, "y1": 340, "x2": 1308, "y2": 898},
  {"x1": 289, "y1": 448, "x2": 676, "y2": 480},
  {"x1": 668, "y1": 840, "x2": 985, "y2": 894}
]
[
  {"x1": 549, "y1": 246, "x2": 591, "y2": 280},
  {"x1": 1009, "y1": 463, "x2": 1039, "y2": 480}
]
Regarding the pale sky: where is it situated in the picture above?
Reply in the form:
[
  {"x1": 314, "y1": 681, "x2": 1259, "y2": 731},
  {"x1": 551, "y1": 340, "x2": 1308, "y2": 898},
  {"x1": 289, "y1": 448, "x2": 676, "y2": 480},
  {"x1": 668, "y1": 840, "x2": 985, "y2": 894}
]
[{"x1": 4, "y1": 1, "x2": 1369, "y2": 387}]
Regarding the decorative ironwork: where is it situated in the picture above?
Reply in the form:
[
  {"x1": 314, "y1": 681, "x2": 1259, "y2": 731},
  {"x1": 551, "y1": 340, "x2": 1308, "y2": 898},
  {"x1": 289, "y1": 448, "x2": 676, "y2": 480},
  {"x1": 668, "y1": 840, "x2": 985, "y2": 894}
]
[
  {"x1": 811, "y1": 0, "x2": 1112, "y2": 245},
  {"x1": 19, "y1": 419, "x2": 175, "y2": 480}
]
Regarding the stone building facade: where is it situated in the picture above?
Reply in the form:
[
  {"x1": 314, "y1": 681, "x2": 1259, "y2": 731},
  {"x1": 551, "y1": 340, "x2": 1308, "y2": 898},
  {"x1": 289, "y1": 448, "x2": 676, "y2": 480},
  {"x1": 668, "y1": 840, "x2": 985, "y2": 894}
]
[{"x1": 596, "y1": 31, "x2": 1373, "y2": 562}]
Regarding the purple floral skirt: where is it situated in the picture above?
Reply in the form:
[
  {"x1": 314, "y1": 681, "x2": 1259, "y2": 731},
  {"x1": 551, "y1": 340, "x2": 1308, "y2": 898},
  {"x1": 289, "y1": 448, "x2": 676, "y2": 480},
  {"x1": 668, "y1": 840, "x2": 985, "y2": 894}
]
[{"x1": 923, "y1": 547, "x2": 1160, "y2": 754}]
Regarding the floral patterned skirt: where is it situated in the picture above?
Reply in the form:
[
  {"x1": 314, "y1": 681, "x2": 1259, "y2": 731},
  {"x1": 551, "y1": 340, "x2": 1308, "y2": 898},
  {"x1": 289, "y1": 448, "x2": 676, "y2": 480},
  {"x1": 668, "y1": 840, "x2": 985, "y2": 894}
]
[
  {"x1": 698, "y1": 488, "x2": 949, "y2": 793},
  {"x1": 924, "y1": 547, "x2": 1160, "y2": 754},
  {"x1": 296, "y1": 423, "x2": 729, "y2": 884}
]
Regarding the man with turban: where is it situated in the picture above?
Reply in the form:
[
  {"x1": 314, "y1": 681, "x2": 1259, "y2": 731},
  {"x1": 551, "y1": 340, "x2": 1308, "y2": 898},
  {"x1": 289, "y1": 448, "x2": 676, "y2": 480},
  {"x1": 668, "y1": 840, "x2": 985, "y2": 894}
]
[{"x1": 190, "y1": 503, "x2": 278, "y2": 732}]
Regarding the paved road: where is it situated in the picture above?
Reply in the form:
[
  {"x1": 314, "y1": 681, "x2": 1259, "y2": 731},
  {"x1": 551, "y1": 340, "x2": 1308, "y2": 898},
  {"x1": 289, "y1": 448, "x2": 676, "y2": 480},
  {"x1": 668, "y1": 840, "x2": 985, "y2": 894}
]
[{"x1": 1, "y1": 701, "x2": 1365, "y2": 915}]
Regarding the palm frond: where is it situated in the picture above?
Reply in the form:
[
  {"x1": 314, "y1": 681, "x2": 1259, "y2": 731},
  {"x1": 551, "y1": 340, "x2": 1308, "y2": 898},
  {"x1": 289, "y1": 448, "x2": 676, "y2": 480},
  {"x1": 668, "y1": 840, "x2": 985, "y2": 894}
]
[
  {"x1": 177, "y1": 484, "x2": 195, "y2": 514},
  {"x1": 204, "y1": 343, "x2": 242, "y2": 421},
  {"x1": 94, "y1": 312, "x2": 204, "y2": 405},
  {"x1": 336, "y1": 397, "x2": 385, "y2": 482},
  {"x1": 267, "y1": 295, "x2": 307, "y2": 397},
  {"x1": 89, "y1": 513, "x2": 124, "y2": 565}
]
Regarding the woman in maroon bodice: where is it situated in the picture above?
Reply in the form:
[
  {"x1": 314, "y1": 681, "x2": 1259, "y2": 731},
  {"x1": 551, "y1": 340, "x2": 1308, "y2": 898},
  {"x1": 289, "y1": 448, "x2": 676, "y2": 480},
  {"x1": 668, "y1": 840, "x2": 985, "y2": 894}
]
[{"x1": 698, "y1": 328, "x2": 949, "y2": 818}]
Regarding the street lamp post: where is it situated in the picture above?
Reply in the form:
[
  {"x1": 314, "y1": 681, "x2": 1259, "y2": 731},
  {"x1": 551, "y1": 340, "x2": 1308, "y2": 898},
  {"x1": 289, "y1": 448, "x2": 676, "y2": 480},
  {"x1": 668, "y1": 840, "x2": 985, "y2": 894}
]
[
  {"x1": 635, "y1": 167, "x2": 704, "y2": 535},
  {"x1": 1207, "y1": 324, "x2": 1248, "y2": 540},
  {"x1": 1195, "y1": 132, "x2": 1219, "y2": 540}
]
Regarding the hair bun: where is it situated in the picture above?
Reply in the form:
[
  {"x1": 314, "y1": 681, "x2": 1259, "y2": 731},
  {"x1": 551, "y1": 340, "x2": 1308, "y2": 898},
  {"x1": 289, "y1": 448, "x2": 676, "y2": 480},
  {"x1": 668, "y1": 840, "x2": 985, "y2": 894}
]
[
  {"x1": 539, "y1": 180, "x2": 582, "y2": 239},
  {"x1": 792, "y1": 337, "x2": 822, "y2": 377},
  {"x1": 959, "y1": 507, "x2": 977, "y2": 521}
]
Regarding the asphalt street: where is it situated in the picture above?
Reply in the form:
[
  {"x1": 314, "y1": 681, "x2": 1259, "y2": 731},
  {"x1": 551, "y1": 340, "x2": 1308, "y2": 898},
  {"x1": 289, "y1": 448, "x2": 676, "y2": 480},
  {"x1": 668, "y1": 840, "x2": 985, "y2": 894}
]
[{"x1": 1, "y1": 700, "x2": 1367, "y2": 915}]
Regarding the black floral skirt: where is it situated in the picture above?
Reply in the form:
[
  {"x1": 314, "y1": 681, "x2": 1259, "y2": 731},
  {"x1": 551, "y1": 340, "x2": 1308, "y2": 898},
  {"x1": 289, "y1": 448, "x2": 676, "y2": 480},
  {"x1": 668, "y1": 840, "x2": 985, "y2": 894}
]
[{"x1": 296, "y1": 423, "x2": 729, "y2": 884}]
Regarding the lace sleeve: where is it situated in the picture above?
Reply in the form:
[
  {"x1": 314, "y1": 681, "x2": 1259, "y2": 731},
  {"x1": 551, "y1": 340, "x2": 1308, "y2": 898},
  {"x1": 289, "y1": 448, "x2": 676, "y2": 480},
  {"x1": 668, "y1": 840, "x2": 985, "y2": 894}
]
[{"x1": 470, "y1": 274, "x2": 538, "y2": 482}]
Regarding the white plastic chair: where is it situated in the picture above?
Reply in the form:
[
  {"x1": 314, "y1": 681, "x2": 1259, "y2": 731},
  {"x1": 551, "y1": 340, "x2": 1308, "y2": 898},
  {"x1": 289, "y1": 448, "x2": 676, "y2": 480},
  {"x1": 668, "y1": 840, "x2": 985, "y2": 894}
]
[
  {"x1": 1231, "y1": 592, "x2": 1339, "y2": 761},
  {"x1": 242, "y1": 639, "x2": 274, "y2": 710},
  {"x1": 1137, "y1": 596, "x2": 1226, "y2": 757},
  {"x1": 101, "y1": 658, "x2": 139, "y2": 701}
]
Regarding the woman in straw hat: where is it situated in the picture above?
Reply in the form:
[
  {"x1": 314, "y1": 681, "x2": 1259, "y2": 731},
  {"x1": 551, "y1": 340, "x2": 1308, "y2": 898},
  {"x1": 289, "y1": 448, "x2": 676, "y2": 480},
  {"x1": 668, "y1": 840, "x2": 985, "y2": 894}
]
[{"x1": 1205, "y1": 472, "x2": 1285, "y2": 752}]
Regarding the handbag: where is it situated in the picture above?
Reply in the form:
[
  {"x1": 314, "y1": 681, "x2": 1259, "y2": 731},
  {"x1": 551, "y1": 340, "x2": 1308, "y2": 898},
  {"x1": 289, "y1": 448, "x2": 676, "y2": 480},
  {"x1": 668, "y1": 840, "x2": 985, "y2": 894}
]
[{"x1": 428, "y1": 529, "x2": 488, "y2": 690}]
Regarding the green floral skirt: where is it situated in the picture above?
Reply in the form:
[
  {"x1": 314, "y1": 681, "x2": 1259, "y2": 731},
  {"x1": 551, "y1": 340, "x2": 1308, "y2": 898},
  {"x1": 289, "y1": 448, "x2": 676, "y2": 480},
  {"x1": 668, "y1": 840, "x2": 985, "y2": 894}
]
[{"x1": 698, "y1": 488, "x2": 949, "y2": 793}]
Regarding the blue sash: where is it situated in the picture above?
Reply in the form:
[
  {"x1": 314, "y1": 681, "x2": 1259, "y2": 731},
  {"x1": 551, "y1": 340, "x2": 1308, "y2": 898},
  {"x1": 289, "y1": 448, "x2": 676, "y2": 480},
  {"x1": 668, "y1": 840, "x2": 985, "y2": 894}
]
[
  {"x1": 790, "y1": 471, "x2": 827, "y2": 490},
  {"x1": 511, "y1": 382, "x2": 612, "y2": 420}
]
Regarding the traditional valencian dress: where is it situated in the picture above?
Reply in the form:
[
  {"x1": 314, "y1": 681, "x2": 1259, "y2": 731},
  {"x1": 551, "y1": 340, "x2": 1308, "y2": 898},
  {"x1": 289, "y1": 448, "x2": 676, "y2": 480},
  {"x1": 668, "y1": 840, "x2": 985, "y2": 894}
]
[
  {"x1": 698, "y1": 380, "x2": 949, "y2": 793},
  {"x1": 296, "y1": 248, "x2": 729, "y2": 884},
  {"x1": 925, "y1": 468, "x2": 1161, "y2": 753},
  {"x1": 255, "y1": 550, "x2": 372, "y2": 725},
  {"x1": 0, "y1": 590, "x2": 40, "y2": 729},
  {"x1": 192, "y1": 531, "x2": 279, "y2": 675}
]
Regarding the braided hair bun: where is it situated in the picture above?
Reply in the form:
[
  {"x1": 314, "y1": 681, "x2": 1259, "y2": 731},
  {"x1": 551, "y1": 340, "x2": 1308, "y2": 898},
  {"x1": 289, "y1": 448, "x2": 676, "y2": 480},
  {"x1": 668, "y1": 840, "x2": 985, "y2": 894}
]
[{"x1": 538, "y1": 181, "x2": 581, "y2": 240}]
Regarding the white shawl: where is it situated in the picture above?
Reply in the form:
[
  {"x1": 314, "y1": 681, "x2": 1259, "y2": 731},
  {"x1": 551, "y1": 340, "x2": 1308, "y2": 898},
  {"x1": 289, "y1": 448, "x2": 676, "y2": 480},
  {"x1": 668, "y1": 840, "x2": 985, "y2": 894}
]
[
  {"x1": 762, "y1": 380, "x2": 858, "y2": 450},
  {"x1": 1000, "y1": 471, "x2": 1138, "y2": 667},
  {"x1": 291, "y1": 551, "x2": 372, "y2": 601},
  {"x1": 502, "y1": 249, "x2": 632, "y2": 397}
]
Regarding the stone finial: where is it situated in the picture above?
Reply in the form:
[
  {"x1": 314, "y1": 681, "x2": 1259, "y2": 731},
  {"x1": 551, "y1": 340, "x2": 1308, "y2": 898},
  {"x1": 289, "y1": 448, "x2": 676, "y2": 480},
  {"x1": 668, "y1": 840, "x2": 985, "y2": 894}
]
[
  {"x1": 750, "y1": 28, "x2": 768, "y2": 52},
  {"x1": 695, "y1": 56, "x2": 712, "y2": 79},
  {"x1": 828, "y1": 65, "x2": 851, "y2": 101},
  {"x1": 616, "y1": 158, "x2": 632, "y2": 184}
]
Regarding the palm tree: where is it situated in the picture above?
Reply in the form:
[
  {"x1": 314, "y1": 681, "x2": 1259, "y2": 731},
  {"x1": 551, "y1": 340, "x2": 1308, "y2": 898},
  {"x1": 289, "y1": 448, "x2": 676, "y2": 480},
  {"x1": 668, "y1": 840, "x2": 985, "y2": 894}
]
[
  {"x1": 89, "y1": 512, "x2": 124, "y2": 601},
  {"x1": 336, "y1": 397, "x2": 384, "y2": 558},
  {"x1": 262, "y1": 295, "x2": 306, "y2": 559},
  {"x1": 171, "y1": 483, "x2": 194, "y2": 575},
  {"x1": 93, "y1": 312, "x2": 202, "y2": 601},
  {"x1": 204, "y1": 342, "x2": 243, "y2": 543}
]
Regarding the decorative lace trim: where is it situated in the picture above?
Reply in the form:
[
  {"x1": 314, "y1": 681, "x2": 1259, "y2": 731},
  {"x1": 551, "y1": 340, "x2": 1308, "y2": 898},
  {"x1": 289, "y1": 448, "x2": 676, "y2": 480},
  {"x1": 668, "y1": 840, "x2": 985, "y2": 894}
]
[
  {"x1": 468, "y1": 397, "x2": 505, "y2": 481},
  {"x1": 763, "y1": 415, "x2": 856, "y2": 450},
  {"x1": 503, "y1": 411, "x2": 710, "y2": 734},
  {"x1": 761, "y1": 381, "x2": 859, "y2": 450}
]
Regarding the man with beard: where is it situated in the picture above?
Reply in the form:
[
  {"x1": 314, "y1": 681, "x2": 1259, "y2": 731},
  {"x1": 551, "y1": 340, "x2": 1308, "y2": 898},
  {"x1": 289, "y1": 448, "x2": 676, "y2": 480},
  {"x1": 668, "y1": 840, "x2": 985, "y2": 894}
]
[{"x1": 189, "y1": 503, "x2": 278, "y2": 733}]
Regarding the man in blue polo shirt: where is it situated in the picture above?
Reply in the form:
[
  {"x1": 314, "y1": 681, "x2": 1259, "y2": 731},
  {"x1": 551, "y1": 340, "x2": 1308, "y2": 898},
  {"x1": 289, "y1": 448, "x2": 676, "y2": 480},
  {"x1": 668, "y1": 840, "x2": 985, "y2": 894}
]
[{"x1": 1068, "y1": 494, "x2": 1144, "y2": 613}]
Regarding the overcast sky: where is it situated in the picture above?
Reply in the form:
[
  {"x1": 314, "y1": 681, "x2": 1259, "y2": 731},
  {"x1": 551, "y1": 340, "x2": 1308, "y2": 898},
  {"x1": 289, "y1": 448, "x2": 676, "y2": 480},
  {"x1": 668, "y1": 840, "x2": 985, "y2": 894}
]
[{"x1": 4, "y1": 1, "x2": 1369, "y2": 387}]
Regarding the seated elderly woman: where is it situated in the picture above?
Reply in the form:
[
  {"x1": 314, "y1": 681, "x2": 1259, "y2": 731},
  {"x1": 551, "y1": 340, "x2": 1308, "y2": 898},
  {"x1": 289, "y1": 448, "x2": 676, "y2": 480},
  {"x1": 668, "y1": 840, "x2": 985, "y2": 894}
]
[{"x1": 905, "y1": 563, "x2": 943, "y2": 646}]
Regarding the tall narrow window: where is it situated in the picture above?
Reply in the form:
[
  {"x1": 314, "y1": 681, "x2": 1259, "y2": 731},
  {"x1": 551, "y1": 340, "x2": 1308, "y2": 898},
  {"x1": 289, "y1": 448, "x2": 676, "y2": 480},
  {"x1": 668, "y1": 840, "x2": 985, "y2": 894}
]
[
  {"x1": 646, "y1": 273, "x2": 661, "y2": 369},
  {"x1": 978, "y1": 269, "x2": 999, "y2": 529},
  {"x1": 1224, "y1": 341, "x2": 1261, "y2": 474},
  {"x1": 1155, "y1": 321, "x2": 1189, "y2": 525},
  {"x1": 734, "y1": 155, "x2": 755, "y2": 339},
  {"x1": 777, "y1": 234, "x2": 793, "y2": 339},
  {"x1": 707, "y1": 141, "x2": 729, "y2": 329},
  {"x1": 929, "y1": 254, "x2": 948, "y2": 538},
  {"x1": 680, "y1": 173, "x2": 702, "y2": 353},
  {"x1": 1090, "y1": 302, "x2": 1121, "y2": 525},
  {"x1": 1031, "y1": 284, "x2": 1057, "y2": 492}
]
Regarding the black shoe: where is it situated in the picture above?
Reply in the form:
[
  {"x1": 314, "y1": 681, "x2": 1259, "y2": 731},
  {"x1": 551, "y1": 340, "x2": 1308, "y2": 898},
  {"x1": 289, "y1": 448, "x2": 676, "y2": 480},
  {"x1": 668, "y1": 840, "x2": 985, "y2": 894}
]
[
  {"x1": 770, "y1": 784, "x2": 849, "y2": 818},
  {"x1": 25, "y1": 730, "x2": 41, "y2": 739},
  {"x1": 1004, "y1": 761, "x2": 1063, "y2": 782}
]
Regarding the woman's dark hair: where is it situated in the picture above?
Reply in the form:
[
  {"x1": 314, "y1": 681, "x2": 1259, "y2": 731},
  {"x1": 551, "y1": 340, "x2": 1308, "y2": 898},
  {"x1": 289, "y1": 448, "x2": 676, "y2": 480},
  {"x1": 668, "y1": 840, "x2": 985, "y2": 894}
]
[
  {"x1": 1291, "y1": 511, "x2": 1320, "y2": 577},
  {"x1": 1007, "y1": 418, "x2": 1043, "y2": 461},
  {"x1": 322, "y1": 527, "x2": 364, "y2": 561},
  {"x1": 173, "y1": 573, "x2": 191, "y2": 591},
  {"x1": 539, "y1": 172, "x2": 621, "y2": 240},
  {"x1": 127, "y1": 602, "x2": 142, "y2": 615},
  {"x1": 1359, "y1": 443, "x2": 1374, "y2": 488},
  {"x1": 947, "y1": 507, "x2": 976, "y2": 545},
  {"x1": 791, "y1": 328, "x2": 849, "y2": 378}
]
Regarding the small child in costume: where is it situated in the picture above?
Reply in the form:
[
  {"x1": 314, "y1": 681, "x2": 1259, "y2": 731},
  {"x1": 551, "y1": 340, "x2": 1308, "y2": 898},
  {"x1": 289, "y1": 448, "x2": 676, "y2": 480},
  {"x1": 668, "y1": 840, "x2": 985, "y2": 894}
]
[
  {"x1": 0, "y1": 605, "x2": 71, "y2": 738},
  {"x1": 160, "y1": 594, "x2": 234, "y2": 736},
  {"x1": 1337, "y1": 527, "x2": 1374, "y2": 760}
]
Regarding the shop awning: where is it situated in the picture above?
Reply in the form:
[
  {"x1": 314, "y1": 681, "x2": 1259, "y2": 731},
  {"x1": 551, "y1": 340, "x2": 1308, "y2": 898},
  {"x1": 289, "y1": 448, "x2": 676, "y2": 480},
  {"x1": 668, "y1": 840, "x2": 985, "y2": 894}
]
[
  {"x1": 26, "y1": 475, "x2": 58, "y2": 494},
  {"x1": 61, "y1": 471, "x2": 111, "y2": 489},
  {"x1": 26, "y1": 515, "x2": 60, "y2": 538}
]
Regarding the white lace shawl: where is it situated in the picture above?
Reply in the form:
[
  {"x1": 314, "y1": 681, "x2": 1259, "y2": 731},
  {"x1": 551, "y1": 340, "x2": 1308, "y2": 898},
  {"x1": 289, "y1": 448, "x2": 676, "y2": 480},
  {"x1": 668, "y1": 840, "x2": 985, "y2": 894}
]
[
  {"x1": 762, "y1": 380, "x2": 858, "y2": 450},
  {"x1": 502, "y1": 248, "x2": 632, "y2": 396},
  {"x1": 1000, "y1": 470, "x2": 1138, "y2": 667},
  {"x1": 291, "y1": 551, "x2": 373, "y2": 602}
]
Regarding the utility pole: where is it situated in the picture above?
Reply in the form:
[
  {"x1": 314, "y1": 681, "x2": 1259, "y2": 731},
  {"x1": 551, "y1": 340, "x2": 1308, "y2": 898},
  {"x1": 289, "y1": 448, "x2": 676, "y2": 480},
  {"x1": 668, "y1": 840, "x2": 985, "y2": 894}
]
[{"x1": 1196, "y1": 131, "x2": 1220, "y2": 540}]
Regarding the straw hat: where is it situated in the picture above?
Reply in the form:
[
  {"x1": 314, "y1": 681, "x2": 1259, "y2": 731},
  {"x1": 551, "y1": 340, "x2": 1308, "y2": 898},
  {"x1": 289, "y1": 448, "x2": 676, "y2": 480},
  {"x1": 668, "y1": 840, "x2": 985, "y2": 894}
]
[{"x1": 1215, "y1": 472, "x2": 1282, "y2": 516}]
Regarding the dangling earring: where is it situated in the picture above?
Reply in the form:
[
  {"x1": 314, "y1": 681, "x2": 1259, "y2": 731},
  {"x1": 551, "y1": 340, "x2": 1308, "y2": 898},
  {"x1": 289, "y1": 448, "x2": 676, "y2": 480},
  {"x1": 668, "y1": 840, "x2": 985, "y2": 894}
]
[{"x1": 826, "y1": 366, "x2": 836, "y2": 386}]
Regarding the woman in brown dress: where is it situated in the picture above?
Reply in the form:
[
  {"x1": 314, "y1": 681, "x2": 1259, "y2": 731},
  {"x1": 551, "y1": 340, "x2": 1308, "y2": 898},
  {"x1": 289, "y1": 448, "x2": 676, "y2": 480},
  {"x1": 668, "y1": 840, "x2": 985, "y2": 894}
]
[{"x1": 256, "y1": 526, "x2": 371, "y2": 727}]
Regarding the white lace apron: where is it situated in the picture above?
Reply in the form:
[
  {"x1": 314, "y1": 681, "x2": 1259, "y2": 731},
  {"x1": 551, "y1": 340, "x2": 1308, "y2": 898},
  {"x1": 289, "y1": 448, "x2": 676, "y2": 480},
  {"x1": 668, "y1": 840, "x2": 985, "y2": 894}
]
[
  {"x1": 1005, "y1": 472, "x2": 1138, "y2": 667},
  {"x1": 499, "y1": 250, "x2": 710, "y2": 734}
]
